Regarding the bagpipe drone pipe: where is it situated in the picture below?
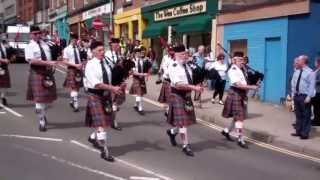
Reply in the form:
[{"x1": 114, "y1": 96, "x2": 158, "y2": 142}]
[
  {"x1": 187, "y1": 59, "x2": 207, "y2": 85},
  {"x1": 111, "y1": 56, "x2": 136, "y2": 86}
]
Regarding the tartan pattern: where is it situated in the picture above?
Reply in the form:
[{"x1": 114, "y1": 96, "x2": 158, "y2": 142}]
[
  {"x1": 167, "y1": 92, "x2": 196, "y2": 127},
  {"x1": 26, "y1": 71, "x2": 57, "y2": 103},
  {"x1": 85, "y1": 93, "x2": 113, "y2": 128},
  {"x1": 63, "y1": 68, "x2": 83, "y2": 90},
  {"x1": 112, "y1": 87, "x2": 126, "y2": 105},
  {"x1": 129, "y1": 76, "x2": 147, "y2": 96},
  {"x1": 222, "y1": 88, "x2": 247, "y2": 121},
  {"x1": 0, "y1": 67, "x2": 11, "y2": 88},
  {"x1": 158, "y1": 80, "x2": 171, "y2": 103}
]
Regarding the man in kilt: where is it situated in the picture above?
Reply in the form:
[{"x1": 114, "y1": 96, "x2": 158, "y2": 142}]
[
  {"x1": 85, "y1": 41, "x2": 123, "y2": 162},
  {"x1": 104, "y1": 38, "x2": 124, "y2": 130},
  {"x1": 62, "y1": 34, "x2": 83, "y2": 112},
  {"x1": 158, "y1": 47, "x2": 174, "y2": 117},
  {"x1": 0, "y1": 40, "x2": 11, "y2": 106},
  {"x1": 166, "y1": 45, "x2": 203, "y2": 157},
  {"x1": 221, "y1": 52, "x2": 259, "y2": 148},
  {"x1": 129, "y1": 47, "x2": 152, "y2": 115},
  {"x1": 25, "y1": 26, "x2": 57, "y2": 132}
]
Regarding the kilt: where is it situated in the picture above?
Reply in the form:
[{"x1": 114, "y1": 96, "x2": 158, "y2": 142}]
[
  {"x1": 158, "y1": 80, "x2": 171, "y2": 104},
  {"x1": 222, "y1": 87, "x2": 247, "y2": 121},
  {"x1": 129, "y1": 76, "x2": 147, "y2": 96},
  {"x1": 167, "y1": 91, "x2": 196, "y2": 127},
  {"x1": 85, "y1": 93, "x2": 113, "y2": 128},
  {"x1": 0, "y1": 66, "x2": 11, "y2": 88},
  {"x1": 63, "y1": 68, "x2": 83, "y2": 90},
  {"x1": 26, "y1": 70, "x2": 57, "y2": 103}
]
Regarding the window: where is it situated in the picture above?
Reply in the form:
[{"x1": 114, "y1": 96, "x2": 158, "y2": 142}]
[
  {"x1": 57, "y1": 0, "x2": 59, "y2": 7},
  {"x1": 123, "y1": 0, "x2": 133, "y2": 7},
  {"x1": 84, "y1": 0, "x2": 88, "y2": 6},
  {"x1": 229, "y1": 39, "x2": 248, "y2": 57},
  {"x1": 72, "y1": 0, "x2": 75, "y2": 9}
]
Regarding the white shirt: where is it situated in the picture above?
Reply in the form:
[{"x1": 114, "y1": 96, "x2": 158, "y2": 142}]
[
  {"x1": 133, "y1": 58, "x2": 144, "y2": 73},
  {"x1": 25, "y1": 40, "x2": 52, "y2": 61},
  {"x1": 63, "y1": 45, "x2": 81, "y2": 64},
  {"x1": 228, "y1": 64, "x2": 247, "y2": 86},
  {"x1": 0, "y1": 43, "x2": 7, "y2": 59},
  {"x1": 161, "y1": 55, "x2": 173, "y2": 79},
  {"x1": 84, "y1": 57, "x2": 112, "y2": 89},
  {"x1": 104, "y1": 50, "x2": 119, "y2": 64},
  {"x1": 212, "y1": 61, "x2": 228, "y2": 80},
  {"x1": 168, "y1": 60, "x2": 193, "y2": 87}
]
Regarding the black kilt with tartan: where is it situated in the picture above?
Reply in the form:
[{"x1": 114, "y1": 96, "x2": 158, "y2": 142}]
[
  {"x1": 129, "y1": 76, "x2": 147, "y2": 96},
  {"x1": 26, "y1": 69, "x2": 57, "y2": 103},
  {"x1": 222, "y1": 87, "x2": 247, "y2": 121},
  {"x1": 0, "y1": 65, "x2": 11, "y2": 88},
  {"x1": 158, "y1": 79, "x2": 171, "y2": 104},
  {"x1": 85, "y1": 92, "x2": 113, "y2": 128},
  {"x1": 167, "y1": 90, "x2": 196, "y2": 127},
  {"x1": 63, "y1": 67, "x2": 83, "y2": 90}
]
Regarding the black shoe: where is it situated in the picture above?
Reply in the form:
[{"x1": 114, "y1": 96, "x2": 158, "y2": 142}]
[
  {"x1": 221, "y1": 130, "x2": 234, "y2": 141},
  {"x1": 138, "y1": 110, "x2": 145, "y2": 115},
  {"x1": 88, "y1": 138, "x2": 103, "y2": 150},
  {"x1": 164, "y1": 112, "x2": 168, "y2": 117},
  {"x1": 291, "y1": 133, "x2": 300, "y2": 137},
  {"x1": 182, "y1": 145, "x2": 194, "y2": 157},
  {"x1": 312, "y1": 121, "x2": 320, "y2": 126},
  {"x1": 155, "y1": 80, "x2": 162, "y2": 84},
  {"x1": 133, "y1": 106, "x2": 138, "y2": 111},
  {"x1": 69, "y1": 101, "x2": 74, "y2": 109},
  {"x1": 237, "y1": 140, "x2": 249, "y2": 149},
  {"x1": 300, "y1": 135, "x2": 309, "y2": 140},
  {"x1": 100, "y1": 152, "x2": 115, "y2": 162},
  {"x1": 111, "y1": 125, "x2": 122, "y2": 131},
  {"x1": 2, "y1": 98, "x2": 8, "y2": 106},
  {"x1": 166, "y1": 130, "x2": 177, "y2": 146},
  {"x1": 73, "y1": 108, "x2": 79, "y2": 112},
  {"x1": 39, "y1": 117, "x2": 47, "y2": 132}
]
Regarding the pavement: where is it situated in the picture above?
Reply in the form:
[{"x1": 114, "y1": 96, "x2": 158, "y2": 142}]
[
  {"x1": 0, "y1": 64, "x2": 319, "y2": 180},
  {"x1": 141, "y1": 75, "x2": 320, "y2": 159}
]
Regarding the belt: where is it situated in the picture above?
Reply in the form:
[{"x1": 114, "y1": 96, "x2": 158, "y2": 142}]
[
  {"x1": 171, "y1": 88, "x2": 190, "y2": 97},
  {"x1": 164, "y1": 78, "x2": 171, "y2": 82},
  {"x1": 295, "y1": 93, "x2": 307, "y2": 96},
  {"x1": 87, "y1": 88, "x2": 109, "y2": 97}
]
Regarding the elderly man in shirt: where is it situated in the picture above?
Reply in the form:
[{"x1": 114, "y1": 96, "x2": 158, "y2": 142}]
[{"x1": 291, "y1": 55, "x2": 316, "y2": 139}]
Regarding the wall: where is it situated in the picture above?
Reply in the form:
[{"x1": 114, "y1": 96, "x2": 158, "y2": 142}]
[
  {"x1": 287, "y1": 0, "x2": 320, "y2": 80},
  {"x1": 223, "y1": 17, "x2": 289, "y2": 102}
]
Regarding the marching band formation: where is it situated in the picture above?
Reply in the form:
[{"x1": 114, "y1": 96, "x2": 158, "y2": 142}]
[{"x1": 0, "y1": 25, "x2": 262, "y2": 161}]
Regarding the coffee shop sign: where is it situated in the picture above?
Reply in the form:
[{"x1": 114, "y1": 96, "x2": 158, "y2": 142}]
[{"x1": 154, "y1": 1, "x2": 206, "y2": 21}]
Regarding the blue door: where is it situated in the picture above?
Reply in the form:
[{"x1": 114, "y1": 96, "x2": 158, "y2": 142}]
[{"x1": 264, "y1": 37, "x2": 283, "y2": 103}]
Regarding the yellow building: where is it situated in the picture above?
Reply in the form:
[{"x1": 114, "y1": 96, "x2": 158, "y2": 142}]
[{"x1": 113, "y1": 8, "x2": 149, "y2": 48}]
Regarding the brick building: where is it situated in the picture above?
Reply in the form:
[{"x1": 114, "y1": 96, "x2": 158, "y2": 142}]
[
  {"x1": 49, "y1": 0, "x2": 68, "y2": 40},
  {"x1": 17, "y1": 0, "x2": 36, "y2": 24}
]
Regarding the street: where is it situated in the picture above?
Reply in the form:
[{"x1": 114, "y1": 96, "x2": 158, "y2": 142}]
[{"x1": 0, "y1": 64, "x2": 319, "y2": 180}]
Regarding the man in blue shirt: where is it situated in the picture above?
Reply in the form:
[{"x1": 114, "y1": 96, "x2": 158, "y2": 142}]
[
  {"x1": 192, "y1": 45, "x2": 205, "y2": 107},
  {"x1": 291, "y1": 55, "x2": 316, "y2": 139}
]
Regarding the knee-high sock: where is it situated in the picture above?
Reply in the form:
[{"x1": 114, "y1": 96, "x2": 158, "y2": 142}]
[
  {"x1": 224, "y1": 121, "x2": 235, "y2": 133},
  {"x1": 179, "y1": 127, "x2": 189, "y2": 147},
  {"x1": 112, "y1": 113, "x2": 118, "y2": 127},
  {"x1": 0, "y1": 91, "x2": 5, "y2": 99},
  {"x1": 235, "y1": 121, "x2": 244, "y2": 141},
  {"x1": 135, "y1": 96, "x2": 140, "y2": 107},
  {"x1": 112, "y1": 103, "x2": 118, "y2": 112},
  {"x1": 71, "y1": 91, "x2": 79, "y2": 109},
  {"x1": 96, "y1": 130, "x2": 109, "y2": 155},
  {"x1": 170, "y1": 127, "x2": 179, "y2": 135},
  {"x1": 89, "y1": 130, "x2": 97, "y2": 140},
  {"x1": 136, "y1": 96, "x2": 143, "y2": 111},
  {"x1": 35, "y1": 103, "x2": 46, "y2": 123}
]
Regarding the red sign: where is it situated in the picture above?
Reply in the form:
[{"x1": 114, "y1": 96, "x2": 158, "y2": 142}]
[{"x1": 92, "y1": 18, "x2": 104, "y2": 30}]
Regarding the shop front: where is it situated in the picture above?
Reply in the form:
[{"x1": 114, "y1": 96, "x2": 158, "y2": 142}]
[
  {"x1": 49, "y1": 5, "x2": 69, "y2": 41},
  {"x1": 142, "y1": 0, "x2": 218, "y2": 59}
]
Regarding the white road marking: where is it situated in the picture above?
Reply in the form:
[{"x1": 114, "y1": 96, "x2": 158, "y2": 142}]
[
  {"x1": 135, "y1": 95, "x2": 320, "y2": 164},
  {"x1": 70, "y1": 140, "x2": 174, "y2": 180},
  {"x1": 13, "y1": 145, "x2": 126, "y2": 180},
  {"x1": 0, "y1": 103, "x2": 24, "y2": 117},
  {"x1": 0, "y1": 111, "x2": 6, "y2": 114},
  {"x1": 0, "y1": 134, "x2": 63, "y2": 142},
  {"x1": 130, "y1": 177, "x2": 160, "y2": 180}
]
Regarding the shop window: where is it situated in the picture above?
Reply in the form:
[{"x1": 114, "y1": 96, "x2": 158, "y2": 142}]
[
  {"x1": 132, "y1": 20, "x2": 138, "y2": 41},
  {"x1": 229, "y1": 39, "x2": 248, "y2": 57},
  {"x1": 120, "y1": 23, "x2": 129, "y2": 39},
  {"x1": 123, "y1": 0, "x2": 133, "y2": 7}
]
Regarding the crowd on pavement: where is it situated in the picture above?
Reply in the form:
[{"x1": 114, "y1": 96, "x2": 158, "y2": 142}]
[{"x1": 0, "y1": 25, "x2": 319, "y2": 161}]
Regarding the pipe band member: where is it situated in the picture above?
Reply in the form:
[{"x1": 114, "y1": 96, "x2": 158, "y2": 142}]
[
  {"x1": 0, "y1": 40, "x2": 11, "y2": 106},
  {"x1": 85, "y1": 41, "x2": 123, "y2": 162},
  {"x1": 62, "y1": 33, "x2": 83, "y2": 112},
  {"x1": 166, "y1": 45, "x2": 204, "y2": 157},
  {"x1": 221, "y1": 52, "x2": 259, "y2": 148},
  {"x1": 129, "y1": 46, "x2": 152, "y2": 115},
  {"x1": 25, "y1": 25, "x2": 57, "y2": 132}
]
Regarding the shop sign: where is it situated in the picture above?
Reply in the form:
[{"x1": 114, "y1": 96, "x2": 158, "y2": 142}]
[
  {"x1": 154, "y1": 1, "x2": 206, "y2": 22},
  {"x1": 82, "y1": 4, "x2": 111, "y2": 21}
]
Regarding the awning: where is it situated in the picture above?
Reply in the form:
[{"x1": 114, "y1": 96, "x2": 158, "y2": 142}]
[
  {"x1": 175, "y1": 15, "x2": 212, "y2": 34},
  {"x1": 143, "y1": 22, "x2": 166, "y2": 38}
]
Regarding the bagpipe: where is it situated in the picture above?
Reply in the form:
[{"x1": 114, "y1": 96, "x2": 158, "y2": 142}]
[
  {"x1": 187, "y1": 57, "x2": 207, "y2": 85},
  {"x1": 217, "y1": 43, "x2": 264, "y2": 86},
  {"x1": 105, "y1": 55, "x2": 135, "y2": 86}
]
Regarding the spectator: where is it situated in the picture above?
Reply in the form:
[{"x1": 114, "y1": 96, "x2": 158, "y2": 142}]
[
  {"x1": 311, "y1": 57, "x2": 320, "y2": 126},
  {"x1": 211, "y1": 53, "x2": 228, "y2": 105},
  {"x1": 291, "y1": 55, "x2": 316, "y2": 140}
]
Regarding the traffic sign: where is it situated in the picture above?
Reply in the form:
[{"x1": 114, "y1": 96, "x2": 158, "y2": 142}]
[{"x1": 92, "y1": 18, "x2": 103, "y2": 30}]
